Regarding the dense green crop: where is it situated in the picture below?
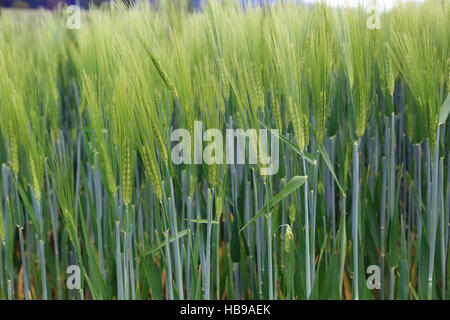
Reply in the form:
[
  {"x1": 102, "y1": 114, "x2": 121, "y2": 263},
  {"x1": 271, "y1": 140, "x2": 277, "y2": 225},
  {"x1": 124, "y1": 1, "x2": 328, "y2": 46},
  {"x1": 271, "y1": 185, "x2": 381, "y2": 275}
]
[{"x1": 0, "y1": 0, "x2": 448, "y2": 300}]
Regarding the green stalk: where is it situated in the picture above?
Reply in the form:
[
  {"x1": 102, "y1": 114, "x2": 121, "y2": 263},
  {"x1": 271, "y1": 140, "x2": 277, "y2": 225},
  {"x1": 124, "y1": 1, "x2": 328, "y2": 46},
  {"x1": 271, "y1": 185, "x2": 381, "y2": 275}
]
[
  {"x1": 94, "y1": 156, "x2": 105, "y2": 277},
  {"x1": 380, "y1": 157, "x2": 387, "y2": 299},
  {"x1": 215, "y1": 198, "x2": 221, "y2": 300},
  {"x1": 205, "y1": 188, "x2": 212, "y2": 300},
  {"x1": 252, "y1": 169, "x2": 263, "y2": 299},
  {"x1": 265, "y1": 179, "x2": 273, "y2": 300},
  {"x1": 330, "y1": 137, "x2": 336, "y2": 244},
  {"x1": 115, "y1": 219, "x2": 123, "y2": 300},
  {"x1": 351, "y1": 141, "x2": 359, "y2": 300},
  {"x1": 3, "y1": 165, "x2": 13, "y2": 300},
  {"x1": 415, "y1": 144, "x2": 422, "y2": 259},
  {"x1": 164, "y1": 229, "x2": 174, "y2": 300},
  {"x1": 31, "y1": 188, "x2": 47, "y2": 300},
  {"x1": 389, "y1": 268, "x2": 395, "y2": 300},
  {"x1": 310, "y1": 149, "x2": 319, "y2": 284},
  {"x1": 168, "y1": 175, "x2": 184, "y2": 300},
  {"x1": 439, "y1": 158, "x2": 445, "y2": 299},
  {"x1": 45, "y1": 165, "x2": 63, "y2": 299},
  {"x1": 303, "y1": 158, "x2": 311, "y2": 298},
  {"x1": 244, "y1": 178, "x2": 253, "y2": 296},
  {"x1": 186, "y1": 196, "x2": 193, "y2": 299},
  {"x1": 123, "y1": 205, "x2": 130, "y2": 300},
  {"x1": 388, "y1": 113, "x2": 396, "y2": 300},
  {"x1": 427, "y1": 128, "x2": 440, "y2": 300},
  {"x1": 388, "y1": 114, "x2": 395, "y2": 222},
  {"x1": 0, "y1": 242, "x2": 4, "y2": 299},
  {"x1": 128, "y1": 206, "x2": 136, "y2": 300}
]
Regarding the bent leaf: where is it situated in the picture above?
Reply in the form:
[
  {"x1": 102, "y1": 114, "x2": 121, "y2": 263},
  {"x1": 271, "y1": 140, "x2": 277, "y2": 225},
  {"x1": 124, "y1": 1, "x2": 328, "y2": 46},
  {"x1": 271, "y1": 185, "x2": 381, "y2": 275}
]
[
  {"x1": 143, "y1": 229, "x2": 188, "y2": 256},
  {"x1": 240, "y1": 176, "x2": 307, "y2": 232},
  {"x1": 438, "y1": 93, "x2": 450, "y2": 125}
]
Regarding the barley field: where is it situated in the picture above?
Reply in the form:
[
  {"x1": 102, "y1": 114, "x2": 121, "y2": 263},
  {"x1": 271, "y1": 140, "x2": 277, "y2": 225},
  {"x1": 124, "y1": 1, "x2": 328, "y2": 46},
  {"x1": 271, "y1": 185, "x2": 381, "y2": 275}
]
[{"x1": 0, "y1": 0, "x2": 448, "y2": 300}]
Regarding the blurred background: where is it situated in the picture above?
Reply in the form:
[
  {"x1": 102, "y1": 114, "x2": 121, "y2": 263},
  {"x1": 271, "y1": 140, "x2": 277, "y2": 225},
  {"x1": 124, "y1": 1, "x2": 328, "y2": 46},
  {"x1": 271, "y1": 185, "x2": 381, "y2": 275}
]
[
  {"x1": 0, "y1": 0, "x2": 205, "y2": 10},
  {"x1": 1, "y1": 0, "x2": 90, "y2": 9},
  {"x1": 0, "y1": 0, "x2": 426, "y2": 11}
]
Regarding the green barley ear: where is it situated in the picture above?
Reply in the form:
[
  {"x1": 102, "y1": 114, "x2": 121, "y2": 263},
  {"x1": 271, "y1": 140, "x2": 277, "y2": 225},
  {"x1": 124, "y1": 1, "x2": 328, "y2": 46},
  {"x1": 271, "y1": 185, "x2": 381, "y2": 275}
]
[
  {"x1": 216, "y1": 194, "x2": 223, "y2": 221},
  {"x1": 61, "y1": 208, "x2": 80, "y2": 255},
  {"x1": 303, "y1": 114, "x2": 310, "y2": 151},
  {"x1": 271, "y1": 87, "x2": 282, "y2": 133},
  {"x1": 156, "y1": 90, "x2": 170, "y2": 136},
  {"x1": 29, "y1": 154, "x2": 43, "y2": 203},
  {"x1": 8, "y1": 121, "x2": 19, "y2": 177},
  {"x1": 141, "y1": 144, "x2": 163, "y2": 202},
  {"x1": 120, "y1": 143, "x2": 134, "y2": 208},
  {"x1": 208, "y1": 163, "x2": 218, "y2": 189},
  {"x1": 299, "y1": 33, "x2": 310, "y2": 71},
  {"x1": 308, "y1": 11, "x2": 335, "y2": 145},
  {"x1": 254, "y1": 73, "x2": 265, "y2": 110},
  {"x1": 447, "y1": 58, "x2": 449, "y2": 89},
  {"x1": 336, "y1": 8, "x2": 375, "y2": 140},
  {"x1": 287, "y1": 96, "x2": 305, "y2": 151},
  {"x1": 149, "y1": 107, "x2": 168, "y2": 163},
  {"x1": 389, "y1": 8, "x2": 446, "y2": 148},
  {"x1": 218, "y1": 57, "x2": 230, "y2": 102},
  {"x1": 289, "y1": 204, "x2": 296, "y2": 225},
  {"x1": 235, "y1": 112, "x2": 244, "y2": 129},
  {"x1": 355, "y1": 86, "x2": 370, "y2": 139},
  {"x1": 189, "y1": 173, "x2": 196, "y2": 199},
  {"x1": 245, "y1": 65, "x2": 264, "y2": 110},
  {"x1": 100, "y1": 144, "x2": 117, "y2": 195},
  {"x1": 385, "y1": 48, "x2": 396, "y2": 98},
  {"x1": 212, "y1": 73, "x2": 225, "y2": 114},
  {"x1": 284, "y1": 224, "x2": 294, "y2": 254},
  {"x1": 405, "y1": 104, "x2": 414, "y2": 142},
  {"x1": 318, "y1": 91, "x2": 327, "y2": 144},
  {"x1": 142, "y1": 44, "x2": 179, "y2": 101}
]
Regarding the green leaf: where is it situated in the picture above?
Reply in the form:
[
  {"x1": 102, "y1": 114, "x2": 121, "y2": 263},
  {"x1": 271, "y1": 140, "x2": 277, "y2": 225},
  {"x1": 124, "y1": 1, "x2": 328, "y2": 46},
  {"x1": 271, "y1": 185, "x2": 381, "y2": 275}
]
[
  {"x1": 418, "y1": 229, "x2": 430, "y2": 299},
  {"x1": 438, "y1": 93, "x2": 450, "y2": 125},
  {"x1": 259, "y1": 121, "x2": 317, "y2": 165},
  {"x1": 387, "y1": 167, "x2": 402, "y2": 269},
  {"x1": 240, "y1": 176, "x2": 307, "y2": 232},
  {"x1": 137, "y1": 244, "x2": 163, "y2": 300},
  {"x1": 310, "y1": 233, "x2": 329, "y2": 299},
  {"x1": 399, "y1": 215, "x2": 409, "y2": 300},
  {"x1": 6, "y1": 200, "x2": 14, "y2": 271},
  {"x1": 78, "y1": 206, "x2": 106, "y2": 299},
  {"x1": 230, "y1": 215, "x2": 241, "y2": 263},
  {"x1": 319, "y1": 143, "x2": 345, "y2": 196},
  {"x1": 16, "y1": 182, "x2": 40, "y2": 235},
  {"x1": 338, "y1": 214, "x2": 347, "y2": 299},
  {"x1": 327, "y1": 103, "x2": 339, "y2": 137},
  {"x1": 143, "y1": 229, "x2": 188, "y2": 256},
  {"x1": 189, "y1": 219, "x2": 219, "y2": 224},
  {"x1": 0, "y1": 202, "x2": 4, "y2": 242}
]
